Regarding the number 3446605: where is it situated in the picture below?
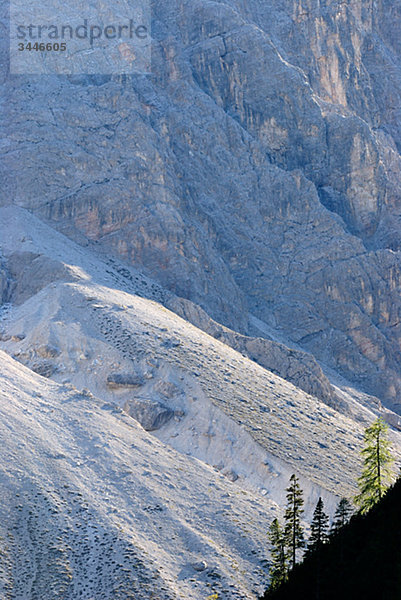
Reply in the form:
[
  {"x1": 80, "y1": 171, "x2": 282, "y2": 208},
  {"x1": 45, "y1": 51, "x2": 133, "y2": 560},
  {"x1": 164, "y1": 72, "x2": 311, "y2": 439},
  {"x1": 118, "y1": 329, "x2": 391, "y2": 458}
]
[{"x1": 18, "y1": 42, "x2": 67, "y2": 51}]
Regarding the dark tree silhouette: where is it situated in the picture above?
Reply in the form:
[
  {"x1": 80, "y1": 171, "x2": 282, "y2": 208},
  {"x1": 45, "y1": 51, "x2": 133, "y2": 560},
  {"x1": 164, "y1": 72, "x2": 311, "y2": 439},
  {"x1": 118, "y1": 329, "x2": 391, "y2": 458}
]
[
  {"x1": 261, "y1": 478, "x2": 401, "y2": 600},
  {"x1": 306, "y1": 497, "x2": 329, "y2": 556},
  {"x1": 330, "y1": 498, "x2": 353, "y2": 534}
]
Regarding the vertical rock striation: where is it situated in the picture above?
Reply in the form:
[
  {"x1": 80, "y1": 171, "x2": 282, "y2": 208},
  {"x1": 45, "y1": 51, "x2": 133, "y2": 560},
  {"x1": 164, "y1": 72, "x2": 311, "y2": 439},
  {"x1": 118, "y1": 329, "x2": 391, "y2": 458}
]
[{"x1": 2, "y1": 0, "x2": 401, "y2": 409}]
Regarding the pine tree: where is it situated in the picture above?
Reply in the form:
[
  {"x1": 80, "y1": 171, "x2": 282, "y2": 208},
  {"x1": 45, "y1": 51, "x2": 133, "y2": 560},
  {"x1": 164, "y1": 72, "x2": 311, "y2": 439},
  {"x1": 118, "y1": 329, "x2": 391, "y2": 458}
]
[
  {"x1": 330, "y1": 497, "x2": 354, "y2": 567},
  {"x1": 306, "y1": 497, "x2": 329, "y2": 556},
  {"x1": 354, "y1": 417, "x2": 394, "y2": 514},
  {"x1": 330, "y1": 498, "x2": 353, "y2": 534},
  {"x1": 284, "y1": 474, "x2": 305, "y2": 569},
  {"x1": 267, "y1": 518, "x2": 287, "y2": 590}
]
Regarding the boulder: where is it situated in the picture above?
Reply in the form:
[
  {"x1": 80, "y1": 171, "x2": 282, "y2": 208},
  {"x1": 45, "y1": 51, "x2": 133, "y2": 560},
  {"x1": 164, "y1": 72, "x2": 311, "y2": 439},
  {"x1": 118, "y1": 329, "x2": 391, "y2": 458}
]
[
  {"x1": 124, "y1": 398, "x2": 180, "y2": 431},
  {"x1": 106, "y1": 373, "x2": 145, "y2": 389}
]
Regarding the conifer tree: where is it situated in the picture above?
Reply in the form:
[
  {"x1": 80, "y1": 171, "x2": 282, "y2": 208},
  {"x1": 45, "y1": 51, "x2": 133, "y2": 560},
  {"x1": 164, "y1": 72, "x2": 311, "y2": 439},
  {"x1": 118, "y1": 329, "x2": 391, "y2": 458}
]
[
  {"x1": 354, "y1": 417, "x2": 394, "y2": 514},
  {"x1": 330, "y1": 497, "x2": 353, "y2": 567},
  {"x1": 306, "y1": 497, "x2": 329, "y2": 556},
  {"x1": 330, "y1": 498, "x2": 353, "y2": 534},
  {"x1": 267, "y1": 518, "x2": 287, "y2": 590},
  {"x1": 284, "y1": 474, "x2": 305, "y2": 569}
]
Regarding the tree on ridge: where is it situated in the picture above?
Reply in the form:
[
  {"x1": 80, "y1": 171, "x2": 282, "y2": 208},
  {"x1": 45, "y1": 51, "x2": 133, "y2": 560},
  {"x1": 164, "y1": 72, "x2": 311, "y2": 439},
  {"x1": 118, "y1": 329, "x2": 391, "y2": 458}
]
[
  {"x1": 330, "y1": 497, "x2": 353, "y2": 534},
  {"x1": 354, "y1": 417, "x2": 394, "y2": 514},
  {"x1": 284, "y1": 474, "x2": 305, "y2": 570},
  {"x1": 267, "y1": 518, "x2": 287, "y2": 590},
  {"x1": 306, "y1": 497, "x2": 329, "y2": 556}
]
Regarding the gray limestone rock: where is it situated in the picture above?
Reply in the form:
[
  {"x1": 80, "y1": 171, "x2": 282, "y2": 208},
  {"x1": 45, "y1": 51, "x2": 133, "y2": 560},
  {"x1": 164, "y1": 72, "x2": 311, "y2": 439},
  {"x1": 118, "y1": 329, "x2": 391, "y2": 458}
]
[
  {"x1": 0, "y1": 260, "x2": 13, "y2": 305},
  {"x1": 168, "y1": 296, "x2": 345, "y2": 411},
  {"x1": 191, "y1": 561, "x2": 208, "y2": 572},
  {"x1": 4, "y1": 252, "x2": 78, "y2": 305},
  {"x1": 383, "y1": 411, "x2": 401, "y2": 431},
  {"x1": 35, "y1": 345, "x2": 60, "y2": 359},
  {"x1": 30, "y1": 361, "x2": 57, "y2": 378},
  {"x1": 155, "y1": 380, "x2": 181, "y2": 399},
  {"x1": 124, "y1": 398, "x2": 179, "y2": 431},
  {"x1": 106, "y1": 373, "x2": 145, "y2": 389},
  {"x1": 2, "y1": 0, "x2": 401, "y2": 411},
  {"x1": 222, "y1": 469, "x2": 239, "y2": 483}
]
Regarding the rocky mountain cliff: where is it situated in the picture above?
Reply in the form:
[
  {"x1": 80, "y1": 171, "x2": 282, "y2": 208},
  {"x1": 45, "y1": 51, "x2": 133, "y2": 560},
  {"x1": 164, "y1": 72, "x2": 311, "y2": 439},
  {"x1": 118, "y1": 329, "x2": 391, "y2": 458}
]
[
  {"x1": 1, "y1": 2, "x2": 401, "y2": 597},
  {"x1": 3, "y1": 205, "x2": 396, "y2": 599},
  {"x1": 2, "y1": 0, "x2": 401, "y2": 413}
]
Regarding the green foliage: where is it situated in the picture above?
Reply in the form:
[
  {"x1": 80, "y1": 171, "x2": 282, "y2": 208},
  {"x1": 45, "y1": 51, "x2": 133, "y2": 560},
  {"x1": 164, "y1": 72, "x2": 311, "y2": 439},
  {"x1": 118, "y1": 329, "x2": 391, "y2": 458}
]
[
  {"x1": 330, "y1": 498, "x2": 353, "y2": 534},
  {"x1": 354, "y1": 418, "x2": 394, "y2": 514},
  {"x1": 267, "y1": 518, "x2": 287, "y2": 590},
  {"x1": 284, "y1": 474, "x2": 305, "y2": 569},
  {"x1": 306, "y1": 497, "x2": 329, "y2": 556}
]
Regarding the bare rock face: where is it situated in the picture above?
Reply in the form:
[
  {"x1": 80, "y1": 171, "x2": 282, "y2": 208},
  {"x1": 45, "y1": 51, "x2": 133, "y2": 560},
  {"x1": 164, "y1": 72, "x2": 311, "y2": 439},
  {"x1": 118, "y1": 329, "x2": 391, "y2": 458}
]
[
  {"x1": 9, "y1": 344, "x2": 58, "y2": 378},
  {"x1": 2, "y1": 0, "x2": 401, "y2": 410},
  {"x1": 35, "y1": 345, "x2": 60, "y2": 359},
  {"x1": 0, "y1": 260, "x2": 13, "y2": 304},
  {"x1": 106, "y1": 373, "x2": 145, "y2": 389},
  {"x1": 167, "y1": 296, "x2": 345, "y2": 410},
  {"x1": 383, "y1": 411, "x2": 401, "y2": 431},
  {"x1": 124, "y1": 398, "x2": 180, "y2": 431},
  {"x1": 30, "y1": 361, "x2": 57, "y2": 378},
  {"x1": 3, "y1": 252, "x2": 78, "y2": 305},
  {"x1": 155, "y1": 380, "x2": 181, "y2": 399}
]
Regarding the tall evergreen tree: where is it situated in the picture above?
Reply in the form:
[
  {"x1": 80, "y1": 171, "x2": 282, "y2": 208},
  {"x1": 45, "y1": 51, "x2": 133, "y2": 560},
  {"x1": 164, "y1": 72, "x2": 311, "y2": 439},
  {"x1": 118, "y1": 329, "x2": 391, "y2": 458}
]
[
  {"x1": 354, "y1": 417, "x2": 394, "y2": 514},
  {"x1": 284, "y1": 474, "x2": 305, "y2": 569},
  {"x1": 330, "y1": 498, "x2": 353, "y2": 534},
  {"x1": 267, "y1": 518, "x2": 287, "y2": 590},
  {"x1": 306, "y1": 497, "x2": 329, "y2": 556}
]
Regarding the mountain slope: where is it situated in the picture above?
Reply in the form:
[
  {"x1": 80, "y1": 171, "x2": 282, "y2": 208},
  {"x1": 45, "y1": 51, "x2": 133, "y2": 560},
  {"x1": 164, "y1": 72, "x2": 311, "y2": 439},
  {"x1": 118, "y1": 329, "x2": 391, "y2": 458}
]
[
  {"x1": 1, "y1": 2, "x2": 401, "y2": 596},
  {"x1": 2, "y1": 0, "x2": 401, "y2": 410},
  {"x1": 3, "y1": 206, "x2": 401, "y2": 598},
  {"x1": 2, "y1": 205, "x2": 397, "y2": 503},
  {"x1": 0, "y1": 349, "x2": 283, "y2": 600}
]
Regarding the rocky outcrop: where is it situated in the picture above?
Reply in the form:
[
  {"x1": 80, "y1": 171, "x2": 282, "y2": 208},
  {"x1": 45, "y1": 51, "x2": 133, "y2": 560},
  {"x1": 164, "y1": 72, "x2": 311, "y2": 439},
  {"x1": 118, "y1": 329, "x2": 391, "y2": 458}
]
[
  {"x1": 383, "y1": 411, "x2": 401, "y2": 431},
  {"x1": 168, "y1": 296, "x2": 345, "y2": 410},
  {"x1": 35, "y1": 345, "x2": 60, "y2": 359},
  {"x1": 124, "y1": 398, "x2": 183, "y2": 431},
  {"x1": 154, "y1": 379, "x2": 181, "y2": 399},
  {"x1": 3, "y1": 0, "x2": 401, "y2": 410},
  {"x1": 30, "y1": 361, "x2": 57, "y2": 378},
  {"x1": 106, "y1": 373, "x2": 145, "y2": 389},
  {"x1": 9, "y1": 345, "x2": 58, "y2": 378},
  {"x1": 0, "y1": 260, "x2": 12, "y2": 305},
  {"x1": 3, "y1": 252, "x2": 78, "y2": 305}
]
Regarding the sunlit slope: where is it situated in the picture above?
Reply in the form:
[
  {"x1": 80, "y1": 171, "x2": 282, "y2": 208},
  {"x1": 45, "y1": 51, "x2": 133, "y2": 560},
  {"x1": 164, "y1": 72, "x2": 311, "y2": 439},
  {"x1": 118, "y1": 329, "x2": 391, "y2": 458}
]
[
  {"x1": 0, "y1": 350, "x2": 280, "y2": 600},
  {"x1": 1, "y1": 205, "x2": 401, "y2": 503},
  {"x1": 2, "y1": 277, "x2": 386, "y2": 499}
]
